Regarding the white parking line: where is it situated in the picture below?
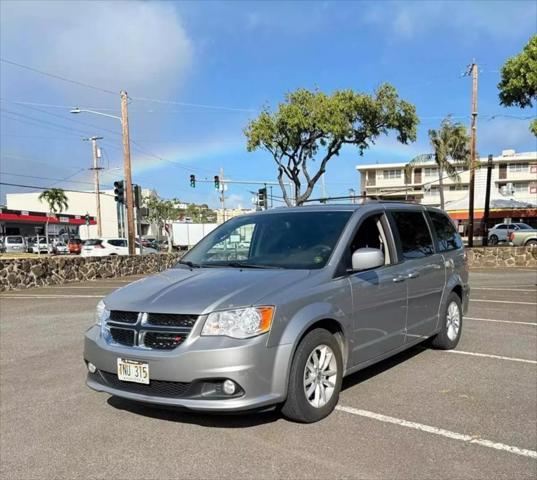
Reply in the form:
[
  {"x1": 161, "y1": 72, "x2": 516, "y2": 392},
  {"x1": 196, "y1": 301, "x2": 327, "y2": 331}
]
[
  {"x1": 335, "y1": 405, "x2": 537, "y2": 459},
  {"x1": 470, "y1": 299, "x2": 537, "y2": 305},
  {"x1": 447, "y1": 350, "x2": 537, "y2": 365},
  {"x1": 466, "y1": 317, "x2": 537, "y2": 326},
  {"x1": 0, "y1": 294, "x2": 104, "y2": 299},
  {"x1": 472, "y1": 287, "x2": 536, "y2": 292}
]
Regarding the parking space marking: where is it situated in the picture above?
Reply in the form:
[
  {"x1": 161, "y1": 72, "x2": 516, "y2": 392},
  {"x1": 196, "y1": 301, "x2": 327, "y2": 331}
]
[
  {"x1": 0, "y1": 294, "x2": 104, "y2": 299},
  {"x1": 335, "y1": 405, "x2": 537, "y2": 459},
  {"x1": 472, "y1": 287, "x2": 536, "y2": 292},
  {"x1": 447, "y1": 350, "x2": 537, "y2": 364},
  {"x1": 470, "y1": 299, "x2": 537, "y2": 305},
  {"x1": 466, "y1": 316, "x2": 537, "y2": 326}
]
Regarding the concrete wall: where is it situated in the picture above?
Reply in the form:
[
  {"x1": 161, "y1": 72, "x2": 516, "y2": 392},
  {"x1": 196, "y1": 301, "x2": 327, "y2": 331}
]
[{"x1": 0, "y1": 253, "x2": 182, "y2": 291}]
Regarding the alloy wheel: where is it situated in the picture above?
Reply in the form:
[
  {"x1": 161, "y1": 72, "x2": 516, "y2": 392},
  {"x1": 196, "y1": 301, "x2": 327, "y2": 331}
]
[
  {"x1": 446, "y1": 301, "x2": 461, "y2": 341},
  {"x1": 303, "y1": 344, "x2": 338, "y2": 408}
]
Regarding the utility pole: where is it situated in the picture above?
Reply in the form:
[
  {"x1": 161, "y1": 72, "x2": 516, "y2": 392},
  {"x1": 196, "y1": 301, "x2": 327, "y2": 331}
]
[
  {"x1": 467, "y1": 61, "x2": 478, "y2": 247},
  {"x1": 482, "y1": 154, "x2": 493, "y2": 247},
  {"x1": 120, "y1": 90, "x2": 136, "y2": 255},
  {"x1": 84, "y1": 136, "x2": 104, "y2": 237},
  {"x1": 219, "y1": 167, "x2": 226, "y2": 222}
]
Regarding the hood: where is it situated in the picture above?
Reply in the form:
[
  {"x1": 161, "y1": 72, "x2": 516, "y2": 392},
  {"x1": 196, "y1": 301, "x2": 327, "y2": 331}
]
[{"x1": 104, "y1": 266, "x2": 311, "y2": 314}]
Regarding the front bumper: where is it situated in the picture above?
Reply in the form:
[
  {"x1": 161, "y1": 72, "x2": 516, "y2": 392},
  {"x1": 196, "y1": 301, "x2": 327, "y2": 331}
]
[{"x1": 84, "y1": 325, "x2": 292, "y2": 411}]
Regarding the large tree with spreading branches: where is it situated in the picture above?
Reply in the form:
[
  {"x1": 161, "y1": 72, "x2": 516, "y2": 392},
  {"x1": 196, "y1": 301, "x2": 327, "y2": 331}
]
[
  {"x1": 244, "y1": 84, "x2": 419, "y2": 205},
  {"x1": 498, "y1": 35, "x2": 537, "y2": 136}
]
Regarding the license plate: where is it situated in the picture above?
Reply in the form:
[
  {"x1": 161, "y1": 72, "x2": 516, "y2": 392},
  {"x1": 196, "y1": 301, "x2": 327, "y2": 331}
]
[{"x1": 117, "y1": 358, "x2": 149, "y2": 384}]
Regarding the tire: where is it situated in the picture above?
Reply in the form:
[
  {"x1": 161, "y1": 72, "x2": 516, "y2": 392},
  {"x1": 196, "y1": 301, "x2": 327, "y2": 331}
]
[
  {"x1": 489, "y1": 235, "x2": 498, "y2": 245},
  {"x1": 525, "y1": 239, "x2": 537, "y2": 246},
  {"x1": 281, "y1": 328, "x2": 343, "y2": 423},
  {"x1": 431, "y1": 292, "x2": 463, "y2": 350}
]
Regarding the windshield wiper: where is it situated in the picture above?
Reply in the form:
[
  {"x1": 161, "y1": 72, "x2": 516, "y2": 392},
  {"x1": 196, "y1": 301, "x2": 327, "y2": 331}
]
[
  {"x1": 223, "y1": 262, "x2": 282, "y2": 269},
  {"x1": 178, "y1": 260, "x2": 201, "y2": 268}
]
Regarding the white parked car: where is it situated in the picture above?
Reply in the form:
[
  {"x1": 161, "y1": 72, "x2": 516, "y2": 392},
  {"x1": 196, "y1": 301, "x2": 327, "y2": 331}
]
[
  {"x1": 52, "y1": 242, "x2": 69, "y2": 255},
  {"x1": 81, "y1": 238, "x2": 157, "y2": 257},
  {"x1": 31, "y1": 238, "x2": 51, "y2": 254}
]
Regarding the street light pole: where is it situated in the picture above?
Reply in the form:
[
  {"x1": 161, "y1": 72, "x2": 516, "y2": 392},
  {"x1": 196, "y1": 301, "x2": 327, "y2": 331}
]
[
  {"x1": 84, "y1": 136, "x2": 104, "y2": 237},
  {"x1": 120, "y1": 91, "x2": 136, "y2": 255}
]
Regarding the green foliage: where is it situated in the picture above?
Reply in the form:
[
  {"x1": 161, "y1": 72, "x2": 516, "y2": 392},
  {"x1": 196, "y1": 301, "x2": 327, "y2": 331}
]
[
  {"x1": 38, "y1": 188, "x2": 69, "y2": 214},
  {"x1": 179, "y1": 203, "x2": 216, "y2": 223},
  {"x1": 406, "y1": 116, "x2": 471, "y2": 211},
  {"x1": 498, "y1": 35, "x2": 537, "y2": 136},
  {"x1": 144, "y1": 193, "x2": 180, "y2": 252},
  {"x1": 245, "y1": 84, "x2": 419, "y2": 205}
]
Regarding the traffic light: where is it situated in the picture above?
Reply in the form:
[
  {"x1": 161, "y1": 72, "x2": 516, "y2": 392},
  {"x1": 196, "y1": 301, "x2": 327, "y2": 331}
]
[
  {"x1": 189, "y1": 174, "x2": 196, "y2": 188},
  {"x1": 84, "y1": 213, "x2": 90, "y2": 226},
  {"x1": 134, "y1": 185, "x2": 142, "y2": 209},
  {"x1": 114, "y1": 180, "x2": 124, "y2": 203},
  {"x1": 257, "y1": 187, "x2": 267, "y2": 210},
  {"x1": 214, "y1": 175, "x2": 220, "y2": 189}
]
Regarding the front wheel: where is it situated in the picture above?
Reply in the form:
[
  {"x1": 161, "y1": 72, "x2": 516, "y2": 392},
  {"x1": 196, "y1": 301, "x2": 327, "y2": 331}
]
[
  {"x1": 525, "y1": 239, "x2": 537, "y2": 246},
  {"x1": 431, "y1": 292, "x2": 463, "y2": 350},
  {"x1": 281, "y1": 328, "x2": 343, "y2": 423},
  {"x1": 489, "y1": 235, "x2": 498, "y2": 245}
]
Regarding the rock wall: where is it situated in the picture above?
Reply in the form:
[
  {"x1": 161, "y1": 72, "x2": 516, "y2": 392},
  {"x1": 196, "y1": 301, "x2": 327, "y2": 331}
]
[
  {"x1": 0, "y1": 254, "x2": 183, "y2": 291},
  {"x1": 466, "y1": 246, "x2": 537, "y2": 268}
]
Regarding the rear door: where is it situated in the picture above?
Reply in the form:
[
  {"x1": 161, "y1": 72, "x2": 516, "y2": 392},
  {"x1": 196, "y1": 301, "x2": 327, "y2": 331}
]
[{"x1": 389, "y1": 210, "x2": 445, "y2": 342}]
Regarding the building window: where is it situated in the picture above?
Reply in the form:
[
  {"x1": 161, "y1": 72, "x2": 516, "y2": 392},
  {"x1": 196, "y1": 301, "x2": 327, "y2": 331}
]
[
  {"x1": 449, "y1": 184, "x2": 469, "y2": 191},
  {"x1": 424, "y1": 167, "x2": 438, "y2": 177},
  {"x1": 508, "y1": 163, "x2": 529, "y2": 172},
  {"x1": 423, "y1": 186, "x2": 440, "y2": 196},
  {"x1": 383, "y1": 169, "x2": 401, "y2": 180},
  {"x1": 512, "y1": 182, "x2": 529, "y2": 193}
]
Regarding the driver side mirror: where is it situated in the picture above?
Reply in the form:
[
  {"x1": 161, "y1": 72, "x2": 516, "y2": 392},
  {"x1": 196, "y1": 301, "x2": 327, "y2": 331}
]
[{"x1": 351, "y1": 248, "x2": 384, "y2": 272}]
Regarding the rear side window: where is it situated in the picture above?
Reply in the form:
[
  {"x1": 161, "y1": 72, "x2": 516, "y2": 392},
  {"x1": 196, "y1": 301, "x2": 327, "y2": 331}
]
[
  {"x1": 429, "y1": 211, "x2": 463, "y2": 252},
  {"x1": 85, "y1": 239, "x2": 102, "y2": 246},
  {"x1": 391, "y1": 211, "x2": 434, "y2": 259},
  {"x1": 7, "y1": 237, "x2": 23, "y2": 244}
]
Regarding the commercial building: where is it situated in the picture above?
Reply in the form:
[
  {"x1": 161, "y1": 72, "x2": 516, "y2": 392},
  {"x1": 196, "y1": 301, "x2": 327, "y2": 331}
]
[
  {"x1": 216, "y1": 207, "x2": 256, "y2": 224},
  {"x1": 357, "y1": 149, "x2": 537, "y2": 233},
  {"x1": 4, "y1": 188, "x2": 155, "y2": 239}
]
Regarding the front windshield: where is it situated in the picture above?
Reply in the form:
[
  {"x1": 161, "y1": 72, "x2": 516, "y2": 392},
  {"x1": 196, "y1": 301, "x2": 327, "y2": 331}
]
[{"x1": 179, "y1": 211, "x2": 352, "y2": 269}]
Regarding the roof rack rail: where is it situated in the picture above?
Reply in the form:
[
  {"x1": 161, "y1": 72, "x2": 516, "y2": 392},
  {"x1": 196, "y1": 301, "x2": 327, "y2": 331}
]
[{"x1": 301, "y1": 195, "x2": 421, "y2": 205}]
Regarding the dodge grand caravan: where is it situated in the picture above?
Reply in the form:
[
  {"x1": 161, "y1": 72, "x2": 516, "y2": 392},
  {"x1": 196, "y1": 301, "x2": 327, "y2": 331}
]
[{"x1": 84, "y1": 202, "x2": 469, "y2": 423}]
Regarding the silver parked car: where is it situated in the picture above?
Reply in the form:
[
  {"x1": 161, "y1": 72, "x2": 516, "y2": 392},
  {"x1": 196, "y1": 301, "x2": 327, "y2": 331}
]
[
  {"x1": 84, "y1": 203, "x2": 469, "y2": 423},
  {"x1": 3, "y1": 235, "x2": 26, "y2": 253},
  {"x1": 488, "y1": 222, "x2": 533, "y2": 245}
]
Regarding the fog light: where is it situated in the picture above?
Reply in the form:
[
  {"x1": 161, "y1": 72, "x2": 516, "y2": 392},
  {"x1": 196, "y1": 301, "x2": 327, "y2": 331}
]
[
  {"x1": 87, "y1": 362, "x2": 96, "y2": 374},
  {"x1": 223, "y1": 379, "x2": 236, "y2": 395}
]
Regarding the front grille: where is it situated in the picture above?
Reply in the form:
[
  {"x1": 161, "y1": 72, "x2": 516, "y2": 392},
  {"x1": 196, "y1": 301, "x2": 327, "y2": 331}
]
[
  {"x1": 109, "y1": 328, "x2": 135, "y2": 346},
  {"x1": 143, "y1": 331, "x2": 185, "y2": 350},
  {"x1": 109, "y1": 311, "x2": 138, "y2": 324},
  {"x1": 91, "y1": 370, "x2": 191, "y2": 398},
  {"x1": 146, "y1": 313, "x2": 198, "y2": 328}
]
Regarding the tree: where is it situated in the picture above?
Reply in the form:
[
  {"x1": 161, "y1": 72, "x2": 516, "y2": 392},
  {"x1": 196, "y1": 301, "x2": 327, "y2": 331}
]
[
  {"x1": 144, "y1": 193, "x2": 180, "y2": 252},
  {"x1": 179, "y1": 203, "x2": 216, "y2": 223},
  {"x1": 498, "y1": 35, "x2": 537, "y2": 136},
  {"x1": 245, "y1": 84, "x2": 418, "y2": 206},
  {"x1": 38, "y1": 188, "x2": 69, "y2": 249},
  {"x1": 405, "y1": 117, "x2": 470, "y2": 211}
]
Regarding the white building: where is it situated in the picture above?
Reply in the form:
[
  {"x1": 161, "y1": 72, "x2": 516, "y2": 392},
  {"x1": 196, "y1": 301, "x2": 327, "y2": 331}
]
[
  {"x1": 5, "y1": 188, "x2": 155, "y2": 239},
  {"x1": 216, "y1": 207, "x2": 256, "y2": 224},
  {"x1": 356, "y1": 150, "x2": 537, "y2": 230}
]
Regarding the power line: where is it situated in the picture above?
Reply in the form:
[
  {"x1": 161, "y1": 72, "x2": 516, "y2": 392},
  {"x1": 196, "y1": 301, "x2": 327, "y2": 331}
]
[
  {"x1": 0, "y1": 181, "x2": 116, "y2": 196},
  {"x1": 0, "y1": 58, "x2": 117, "y2": 95},
  {"x1": 0, "y1": 171, "x2": 114, "y2": 189}
]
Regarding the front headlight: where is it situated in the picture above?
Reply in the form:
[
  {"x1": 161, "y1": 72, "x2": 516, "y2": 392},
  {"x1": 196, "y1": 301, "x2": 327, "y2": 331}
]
[
  {"x1": 201, "y1": 306, "x2": 275, "y2": 339},
  {"x1": 95, "y1": 299, "x2": 109, "y2": 326}
]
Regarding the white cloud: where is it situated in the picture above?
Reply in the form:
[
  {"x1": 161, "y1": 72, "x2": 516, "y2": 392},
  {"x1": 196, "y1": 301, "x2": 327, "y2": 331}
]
[{"x1": 0, "y1": 1, "x2": 192, "y2": 99}]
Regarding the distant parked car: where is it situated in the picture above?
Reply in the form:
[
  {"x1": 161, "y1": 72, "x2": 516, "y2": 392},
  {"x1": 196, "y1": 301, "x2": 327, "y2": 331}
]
[
  {"x1": 488, "y1": 223, "x2": 533, "y2": 245},
  {"x1": 68, "y1": 238, "x2": 83, "y2": 255},
  {"x1": 53, "y1": 242, "x2": 69, "y2": 255},
  {"x1": 509, "y1": 228, "x2": 537, "y2": 246},
  {"x1": 31, "y1": 238, "x2": 51, "y2": 254},
  {"x1": 3, "y1": 236, "x2": 26, "y2": 253},
  {"x1": 81, "y1": 238, "x2": 157, "y2": 257}
]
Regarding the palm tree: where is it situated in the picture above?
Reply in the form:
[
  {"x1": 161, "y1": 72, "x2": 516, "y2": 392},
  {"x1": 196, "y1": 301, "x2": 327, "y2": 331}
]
[
  {"x1": 406, "y1": 117, "x2": 471, "y2": 210},
  {"x1": 38, "y1": 188, "x2": 69, "y2": 249}
]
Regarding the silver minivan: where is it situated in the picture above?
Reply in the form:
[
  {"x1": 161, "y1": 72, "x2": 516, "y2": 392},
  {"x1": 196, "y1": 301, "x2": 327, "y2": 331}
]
[
  {"x1": 84, "y1": 203, "x2": 469, "y2": 423},
  {"x1": 3, "y1": 235, "x2": 26, "y2": 253}
]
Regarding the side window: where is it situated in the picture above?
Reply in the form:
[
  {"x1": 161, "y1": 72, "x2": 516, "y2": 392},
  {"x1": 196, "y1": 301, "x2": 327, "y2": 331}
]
[
  {"x1": 348, "y1": 214, "x2": 392, "y2": 267},
  {"x1": 429, "y1": 211, "x2": 463, "y2": 252},
  {"x1": 391, "y1": 211, "x2": 435, "y2": 260}
]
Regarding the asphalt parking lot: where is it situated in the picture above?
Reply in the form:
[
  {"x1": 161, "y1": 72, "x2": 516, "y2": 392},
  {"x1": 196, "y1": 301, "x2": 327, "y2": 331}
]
[{"x1": 1, "y1": 268, "x2": 536, "y2": 479}]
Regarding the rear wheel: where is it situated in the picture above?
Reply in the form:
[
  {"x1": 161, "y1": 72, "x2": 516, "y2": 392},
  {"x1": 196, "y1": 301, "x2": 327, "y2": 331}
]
[
  {"x1": 525, "y1": 239, "x2": 537, "y2": 246},
  {"x1": 431, "y1": 292, "x2": 463, "y2": 350},
  {"x1": 281, "y1": 328, "x2": 343, "y2": 423},
  {"x1": 489, "y1": 235, "x2": 498, "y2": 245}
]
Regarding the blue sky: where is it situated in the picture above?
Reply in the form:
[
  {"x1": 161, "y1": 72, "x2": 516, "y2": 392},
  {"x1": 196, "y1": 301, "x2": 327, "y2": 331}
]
[{"x1": 1, "y1": 0, "x2": 536, "y2": 209}]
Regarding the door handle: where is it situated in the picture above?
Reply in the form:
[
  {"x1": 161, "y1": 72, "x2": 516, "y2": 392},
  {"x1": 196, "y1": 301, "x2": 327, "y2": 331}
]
[
  {"x1": 407, "y1": 271, "x2": 420, "y2": 279},
  {"x1": 392, "y1": 275, "x2": 406, "y2": 283}
]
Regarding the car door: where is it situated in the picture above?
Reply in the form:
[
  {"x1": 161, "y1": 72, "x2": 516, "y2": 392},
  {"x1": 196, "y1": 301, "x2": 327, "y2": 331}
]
[
  {"x1": 389, "y1": 210, "x2": 445, "y2": 342},
  {"x1": 346, "y1": 212, "x2": 407, "y2": 366}
]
